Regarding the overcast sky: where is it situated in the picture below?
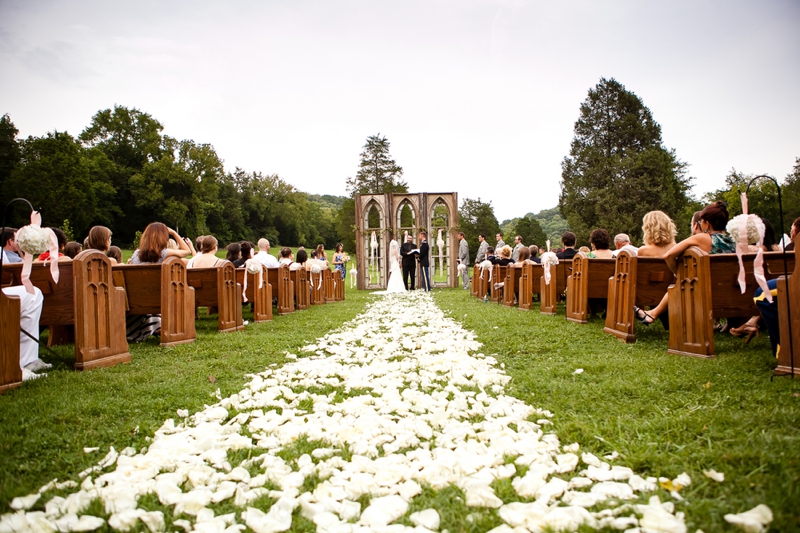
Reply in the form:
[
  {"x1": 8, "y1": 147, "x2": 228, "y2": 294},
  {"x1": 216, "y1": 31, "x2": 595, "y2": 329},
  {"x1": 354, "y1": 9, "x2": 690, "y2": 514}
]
[{"x1": 1, "y1": 0, "x2": 798, "y2": 221}]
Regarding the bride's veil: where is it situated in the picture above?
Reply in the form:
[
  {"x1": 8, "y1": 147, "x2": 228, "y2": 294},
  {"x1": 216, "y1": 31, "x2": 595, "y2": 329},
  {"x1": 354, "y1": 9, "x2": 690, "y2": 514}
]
[{"x1": 390, "y1": 239, "x2": 400, "y2": 262}]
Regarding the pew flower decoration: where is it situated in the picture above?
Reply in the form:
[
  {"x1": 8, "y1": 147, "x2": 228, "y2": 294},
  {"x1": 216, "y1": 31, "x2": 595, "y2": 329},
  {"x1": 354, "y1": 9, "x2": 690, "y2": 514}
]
[
  {"x1": 244, "y1": 258, "x2": 261, "y2": 275},
  {"x1": 241, "y1": 258, "x2": 263, "y2": 302},
  {"x1": 310, "y1": 263, "x2": 323, "y2": 289},
  {"x1": 726, "y1": 214, "x2": 764, "y2": 245},
  {"x1": 14, "y1": 211, "x2": 59, "y2": 294},
  {"x1": 540, "y1": 251, "x2": 559, "y2": 285},
  {"x1": 479, "y1": 259, "x2": 494, "y2": 281}
]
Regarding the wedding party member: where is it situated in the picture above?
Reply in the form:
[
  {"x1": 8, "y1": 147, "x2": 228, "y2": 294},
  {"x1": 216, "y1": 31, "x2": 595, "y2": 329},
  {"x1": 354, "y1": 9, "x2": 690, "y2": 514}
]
[
  {"x1": 556, "y1": 231, "x2": 578, "y2": 259},
  {"x1": 400, "y1": 234, "x2": 417, "y2": 290},
  {"x1": 188, "y1": 235, "x2": 226, "y2": 268},
  {"x1": 254, "y1": 238, "x2": 279, "y2": 267},
  {"x1": 458, "y1": 232, "x2": 470, "y2": 289},
  {"x1": 495, "y1": 233, "x2": 506, "y2": 250},
  {"x1": 475, "y1": 234, "x2": 488, "y2": 264},
  {"x1": 512, "y1": 235, "x2": 524, "y2": 261},
  {"x1": 333, "y1": 243, "x2": 347, "y2": 280},
  {"x1": 1, "y1": 228, "x2": 22, "y2": 263},
  {"x1": 383, "y1": 232, "x2": 406, "y2": 293},
  {"x1": 637, "y1": 211, "x2": 677, "y2": 258},
  {"x1": 636, "y1": 201, "x2": 735, "y2": 326},
  {"x1": 315, "y1": 244, "x2": 329, "y2": 266},
  {"x1": 418, "y1": 231, "x2": 431, "y2": 291},
  {"x1": 587, "y1": 229, "x2": 613, "y2": 258}
]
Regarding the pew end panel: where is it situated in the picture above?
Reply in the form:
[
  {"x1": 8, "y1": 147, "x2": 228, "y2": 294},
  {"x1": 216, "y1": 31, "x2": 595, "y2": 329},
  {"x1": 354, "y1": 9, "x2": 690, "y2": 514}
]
[
  {"x1": 0, "y1": 290, "x2": 22, "y2": 392},
  {"x1": 667, "y1": 246, "x2": 715, "y2": 358},
  {"x1": 566, "y1": 253, "x2": 589, "y2": 323},
  {"x1": 470, "y1": 266, "x2": 479, "y2": 297},
  {"x1": 776, "y1": 239, "x2": 799, "y2": 376},
  {"x1": 187, "y1": 264, "x2": 244, "y2": 334},
  {"x1": 490, "y1": 265, "x2": 507, "y2": 303},
  {"x1": 73, "y1": 251, "x2": 131, "y2": 370},
  {"x1": 160, "y1": 257, "x2": 197, "y2": 347}
]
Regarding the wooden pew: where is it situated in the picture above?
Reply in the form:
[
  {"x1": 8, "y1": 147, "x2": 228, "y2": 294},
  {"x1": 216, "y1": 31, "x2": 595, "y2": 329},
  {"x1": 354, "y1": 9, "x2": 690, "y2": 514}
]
[
  {"x1": 518, "y1": 262, "x2": 544, "y2": 311},
  {"x1": 470, "y1": 266, "x2": 479, "y2": 297},
  {"x1": 112, "y1": 257, "x2": 196, "y2": 347},
  {"x1": 324, "y1": 269, "x2": 336, "y2": 302},
  {"x1": 292, "y1": 268, "x2": 310, "y2": 310},
  {"x1": 309, "y1": 268, "x2": 325, "y2": 305},
  {"x1": 566, "y1": 254, "x2": 617, "y2": 323},
  {"x1": 604, "y1": 251, "x2": 675, "y2": 343},
  {"x1": 267, "y1": 266, "x2": 294, "y2": 315},
  {"x1": 0, "y1": 289, "x2": 21, "y2": 391},
  {"x1": 472, "y1": 265, "x2": 491, "y2": 300},
  {"x1": 335, "y1": 270, "x2": 345, "y2": 301},
  {"x1": 776, "y1": 234, "x2": 799, "y2": 376},
  {"x1": 540, "y1": 261, "x2": 571, "y2": 315},
  {"x1": 667, "y1": 248, "x2": 796, "y2": 358},
  {"x1": 235, "y1": 266, "x2": 273, "y2": 322},
  {"x1": 1, "y1": 251, "x2": 131, "y2": 372},
  {"x1": 503, "y1": 265, "x2": 523, "y2": 307},
  {"x1": 187, "y1": 263, "x2": 244, "y2": 333},
  {"x1": 490, "y1": 265, "x2": 508, "y2": 303}
]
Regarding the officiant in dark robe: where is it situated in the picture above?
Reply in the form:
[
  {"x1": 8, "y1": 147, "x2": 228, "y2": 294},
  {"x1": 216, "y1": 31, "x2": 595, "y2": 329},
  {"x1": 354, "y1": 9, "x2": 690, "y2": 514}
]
[
  {"x1": 400, "y1": 234, "x2": 417, "y2": 290},
  {"x1": 418, "y1": 231, "x2": 431, "y2": 291}
]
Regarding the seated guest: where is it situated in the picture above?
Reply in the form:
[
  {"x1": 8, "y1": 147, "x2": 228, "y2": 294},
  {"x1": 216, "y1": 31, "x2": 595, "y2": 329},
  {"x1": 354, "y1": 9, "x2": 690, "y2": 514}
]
[
  {"x1": 638, "y1": 211, "x2": 677, "y2": 258},
  {"x1": 587, "y1": 229, "x2": 614, "y2": 258},
  {"x1": 36, "y1": 228, "x2": 70, "y2": 262},
  {"x1": 316, "y1": 244, "x2": 329, "y2": 266},
  {"x1": 490, "y1": 245, "x2": 515, "y2": 266},
  {"x1": 556, "y1": 231, "x2": 578, "y2": 259},
  {"x1": 225, "y1": 242, "x2": 241, "y2": 263},
  {"x1": 106, "y1": 246, "x2": 122, "y2": 264},
  {"x1": 528, "y1": 244, "x2": 541, "y2": 264},
  {"x1": 63, "y1": 241, "x2": 82, "y2": 258},
  {"x1": 290, "y1": 249, "x2": 307, "y2": 271},
  {"x1": 1, "y1": 280, "x2": 47, "y2": 375},
  {"x1": 612, "y1": 233, "x2": 639, "y2": 257},
  {"x1": 636, "y1": 201, "x2": 735, "y2": 325},
  {"x1": 578, "y1": 246, "x2": 590, "y2": 254},
  {"x1": 516, "y1": 246, "x2": 534, "y2": 264},
  {"x1": 278, "y1": 247, "x2": 294, "y2": 265},
  {"x1": 128, "y1": 222, "x2": 192, "y2": 342},
  {"x1": 754, "y1": 218, "x2": 780, "y2": 252},
  {"x1": 187, "y1": 235, "x2": 226, "y2": 268},
  {"x1": 690, "y1": 210, "x2": 704, "y2": 235},
  {"x1": 254, "y1": 238, "x2": 279, "y2": 267},
  {"x1": 786, "y1": 217, "x2": 799, "y2": 251},
  {"x1": 1, "y1": 228, "x2": 22, "y2": 263},
  {"x1": 235, "y1": 241, "x2": 253, "y2": 268},
  {"x1": 85, "y1": 225, "x2": 113, "y2": 255}
]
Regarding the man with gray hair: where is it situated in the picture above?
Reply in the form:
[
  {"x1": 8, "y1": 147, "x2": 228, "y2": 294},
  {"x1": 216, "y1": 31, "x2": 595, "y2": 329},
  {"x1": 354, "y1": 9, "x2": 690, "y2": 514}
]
[
  {"x1": 612, "y1": 233, "x2": 639, "y2": 257},
  {"x1": 254, "y1": 238, "x2": 279, "y2": 267}
]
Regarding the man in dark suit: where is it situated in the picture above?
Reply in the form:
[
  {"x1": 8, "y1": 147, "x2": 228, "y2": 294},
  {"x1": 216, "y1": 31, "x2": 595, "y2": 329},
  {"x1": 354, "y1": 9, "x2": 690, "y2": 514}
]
[
  {"x1": 417, "y1": 231, "x2": 431, "y2": 291},
  {"x1": 400, "y1": 234, "x2": 417, "y2": 290},
  {"x1": 556, "y1": 231, "x2": 579, "y2": 259}
]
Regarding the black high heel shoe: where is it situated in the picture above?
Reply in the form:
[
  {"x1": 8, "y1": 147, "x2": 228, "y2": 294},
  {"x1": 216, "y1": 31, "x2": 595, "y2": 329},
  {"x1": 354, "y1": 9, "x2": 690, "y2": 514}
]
[{"x1": 633, "y1": 306, "x2": 655, "y2": 326}]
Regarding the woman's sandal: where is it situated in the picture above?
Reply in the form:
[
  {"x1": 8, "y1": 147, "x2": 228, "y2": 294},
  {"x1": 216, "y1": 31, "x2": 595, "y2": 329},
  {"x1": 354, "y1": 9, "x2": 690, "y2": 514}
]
[
  {"x1": 730, "y1": 323, "x2": 759, "y2": 343},
  {"x1": 633, "y1": 306, "x2": 655, "y2": 326}
]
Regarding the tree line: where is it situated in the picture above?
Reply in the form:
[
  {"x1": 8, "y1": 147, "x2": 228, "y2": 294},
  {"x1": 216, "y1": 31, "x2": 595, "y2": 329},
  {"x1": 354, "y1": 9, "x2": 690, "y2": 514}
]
[{"x1": 0, "y1": 107, "x2": 342, "y2": 249}]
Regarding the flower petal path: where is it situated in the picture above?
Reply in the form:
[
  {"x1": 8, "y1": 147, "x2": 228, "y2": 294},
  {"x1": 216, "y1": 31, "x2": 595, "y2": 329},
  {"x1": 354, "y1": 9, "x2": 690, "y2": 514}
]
[{"x1": 2, "y1": 291, "x2": 761, "y2": 533}]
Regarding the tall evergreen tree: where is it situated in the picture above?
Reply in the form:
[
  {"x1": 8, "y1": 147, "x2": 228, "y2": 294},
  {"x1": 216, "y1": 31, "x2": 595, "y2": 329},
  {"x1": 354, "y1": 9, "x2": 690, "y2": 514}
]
[
  {"x1": 559, "y1": 78, "x2": 693, "y2": 244},
  {"x1": 345, "y1": 134, "x2": 408, "y2": 195}
]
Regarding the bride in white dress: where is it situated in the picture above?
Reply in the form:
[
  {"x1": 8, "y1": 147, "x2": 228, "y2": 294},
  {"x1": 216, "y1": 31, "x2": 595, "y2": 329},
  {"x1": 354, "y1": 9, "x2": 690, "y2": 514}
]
[{"x1": 383, "y1": 238, "x2": 406, "y2": 293}]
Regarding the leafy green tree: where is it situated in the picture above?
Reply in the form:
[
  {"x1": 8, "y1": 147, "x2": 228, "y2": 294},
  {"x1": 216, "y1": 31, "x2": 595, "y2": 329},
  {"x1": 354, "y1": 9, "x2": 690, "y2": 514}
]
[
  {"x1": 3, "y1": 131, "x2": 97, "y2": 235},
  {"x1": 559, "y1": 78, "x2": 693, "y2": 244},
  {"x1": 80, "y1": 106, "x2": 164, "y2": 242},
  {"x1": 335, "y1": 197, "x2": 357, "y2": 253},
  {"x1": 345, "y1": 134, "x2": 408, "y2": 195},
  {"x1": 531, "y1": 207, "x2": 571, "y2": 244},
  {"x1": 514, "y1": 216, "x2": 548, "y2": 248},
  {"x1": 458, "y1": 197, "x2": 500, "y2": 256},
  {"x1": 783, "y1": 158, "x2": 800, "y2": 228},
  {"x1": 0, "y1": 114, "x2": 21, "y2": 209}
]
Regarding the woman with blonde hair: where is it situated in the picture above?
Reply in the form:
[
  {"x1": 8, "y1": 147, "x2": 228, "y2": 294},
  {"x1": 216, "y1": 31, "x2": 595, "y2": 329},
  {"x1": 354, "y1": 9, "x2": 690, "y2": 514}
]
[{"x1": 638, "y1": 211, "x2": 677, "y2": 258}]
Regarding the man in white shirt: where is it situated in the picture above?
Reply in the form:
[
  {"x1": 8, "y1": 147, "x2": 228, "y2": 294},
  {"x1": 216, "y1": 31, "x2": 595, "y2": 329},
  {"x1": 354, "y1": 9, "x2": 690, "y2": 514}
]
[
  {"x1": 1, "y1": 228, "x2": 22, "y2": 263},
  {"x1": 254, "y1": 238, "x2": 279, "y2": 267},
  {"x1": 611, "y1": 233, "x2": 639, "y2": 257}
]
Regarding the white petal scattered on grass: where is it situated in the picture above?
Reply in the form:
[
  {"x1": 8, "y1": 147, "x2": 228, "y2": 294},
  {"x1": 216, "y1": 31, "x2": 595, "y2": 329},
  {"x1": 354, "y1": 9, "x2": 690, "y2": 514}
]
[
  {"x1": 724, "y1": 504, "x2": 773, "y2": 533},
  {"x1": 10, "y1": 493, "x2": 41, "y2": 511},
  {"x1": 703, "y1": 470, "x2": 725, "y2": 482},
  {"x1": 573, "y1": 368, "x2": 584, "y2": 375},
  {"x1": 83, "y1": 448, "x2": 99, "y2": 454},
  {"x1": 1, "y1": 292, "x2": 762, "y2": 533}
]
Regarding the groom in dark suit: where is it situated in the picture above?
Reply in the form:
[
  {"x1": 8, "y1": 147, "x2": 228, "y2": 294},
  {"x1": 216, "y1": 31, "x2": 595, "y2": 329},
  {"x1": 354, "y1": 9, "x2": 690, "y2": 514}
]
[
  {"x1": 418, "y1": 231, "x2": 431, "y2": 291},
  {"x1": 400, "y1": 234, "x2": 416, "y2": 290}
]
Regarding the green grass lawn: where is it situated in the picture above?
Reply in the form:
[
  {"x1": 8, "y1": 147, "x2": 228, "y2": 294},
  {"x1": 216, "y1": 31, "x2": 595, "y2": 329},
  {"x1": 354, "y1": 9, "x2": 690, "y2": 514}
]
[{"x1": 1, "y1": 288, "x2": 798, "y2": 531}]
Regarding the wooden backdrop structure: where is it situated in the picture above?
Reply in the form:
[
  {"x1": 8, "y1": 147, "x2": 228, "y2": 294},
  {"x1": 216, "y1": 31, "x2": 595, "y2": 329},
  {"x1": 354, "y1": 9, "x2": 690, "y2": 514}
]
[{"x1": 355, "y1": 193, "x2": 459, "y2": 290}]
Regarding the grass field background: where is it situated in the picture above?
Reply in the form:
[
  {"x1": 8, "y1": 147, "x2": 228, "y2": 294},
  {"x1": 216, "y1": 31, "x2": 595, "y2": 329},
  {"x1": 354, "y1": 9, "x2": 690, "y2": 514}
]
[{"x1": 1, "y1": 286, "x2": 798, "y2": 531}]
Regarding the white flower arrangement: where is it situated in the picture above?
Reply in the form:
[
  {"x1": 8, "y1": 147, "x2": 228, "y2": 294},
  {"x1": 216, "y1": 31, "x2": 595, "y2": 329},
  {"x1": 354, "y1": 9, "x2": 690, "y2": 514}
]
[
  {"x1": 15, "y1": 225, "x2": 51, "y2": 256},
  {"x1": 1, "y1": 292, "x2": 761, "y2": 533},
  {"x1": 726, "y1": 214, "x2": 765, "y2": 245},
  {"x1": 244, "y1": 258, "x2": 261, "y2": 275},
  {"x1": 540, "y1": 251, "x2": 559, "y2": 268}
]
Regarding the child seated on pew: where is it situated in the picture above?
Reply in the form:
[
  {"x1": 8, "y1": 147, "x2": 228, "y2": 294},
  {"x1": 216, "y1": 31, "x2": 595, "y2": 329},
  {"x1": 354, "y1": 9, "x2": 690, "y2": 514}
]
[
  {"x1": 106, "y1": 246, "x2": 122, "y2": 264},
  {"x1": 63, "y1": 242, "x2": 82, "y2": 259},
  {"x1": 278, "y1": 247, "x2": 294, "y2": 266}
]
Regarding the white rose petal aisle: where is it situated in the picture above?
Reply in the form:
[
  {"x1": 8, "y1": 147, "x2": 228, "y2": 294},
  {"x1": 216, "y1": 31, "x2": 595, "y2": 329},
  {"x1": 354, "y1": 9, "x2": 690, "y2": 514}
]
[{"x1": 1, "y1": 292, "x2": 767, "y2": 533}]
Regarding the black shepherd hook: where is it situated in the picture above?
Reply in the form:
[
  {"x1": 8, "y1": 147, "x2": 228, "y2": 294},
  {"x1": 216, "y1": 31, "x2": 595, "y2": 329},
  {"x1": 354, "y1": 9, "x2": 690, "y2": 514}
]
[
  {"x1": 742, "y1": 175, "x2": 795, "y2": 380},
  {"x1": 0, "y1": 198, "x2": 60, "y2": 358}
]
